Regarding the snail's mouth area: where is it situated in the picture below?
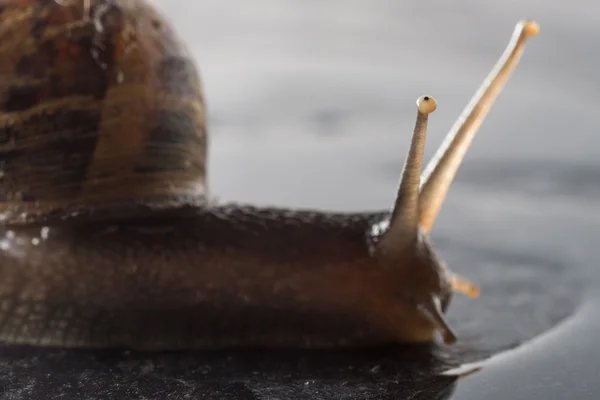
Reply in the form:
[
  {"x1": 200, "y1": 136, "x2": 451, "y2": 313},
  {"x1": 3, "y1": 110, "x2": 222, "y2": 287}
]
[{"x1": 409, "y1": 295, "x2": 457, "y2": 345}]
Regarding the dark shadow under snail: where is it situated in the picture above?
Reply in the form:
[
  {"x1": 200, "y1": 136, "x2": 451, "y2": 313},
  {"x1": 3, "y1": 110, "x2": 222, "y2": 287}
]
[{"x1": 0, "y1": 0, "x2": 538, "y2": 350}]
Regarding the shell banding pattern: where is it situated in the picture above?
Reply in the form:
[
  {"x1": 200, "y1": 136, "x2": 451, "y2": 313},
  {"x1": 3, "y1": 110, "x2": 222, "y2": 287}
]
[{"x1": 0, "y1": 0, "x2": 207, "y2": 224}]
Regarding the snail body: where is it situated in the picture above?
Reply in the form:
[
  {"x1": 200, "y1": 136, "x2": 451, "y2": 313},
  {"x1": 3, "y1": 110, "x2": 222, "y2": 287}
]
[
  {"x1": 0, "y1": 207, "x2": 444, "y2": 348},
  {"x1": 0, "y1": 0, "x2": 538, "y2": 350}
]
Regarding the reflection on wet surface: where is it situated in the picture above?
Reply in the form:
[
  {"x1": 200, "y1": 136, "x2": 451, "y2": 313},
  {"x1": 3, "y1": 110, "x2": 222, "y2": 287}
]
[
  {"x1": 449, "y1": 289, "x2": 600, "y2": 399},
  {"x1": 2, "y1": 0, "x2": 600, "y2": 399}
]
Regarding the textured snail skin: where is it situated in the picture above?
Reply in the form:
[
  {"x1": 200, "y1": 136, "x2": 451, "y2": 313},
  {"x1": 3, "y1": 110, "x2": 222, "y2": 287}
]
[
  {"x1": 0, "y1": 0, "x2": 453, "y2": 349},
  {"x1": 0, "y1": 206, "x2": 452, "y2": 349}
]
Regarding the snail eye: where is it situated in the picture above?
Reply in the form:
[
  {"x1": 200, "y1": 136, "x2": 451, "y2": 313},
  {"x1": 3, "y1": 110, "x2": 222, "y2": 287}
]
[{"x1": 416, "y1": 95, "x2": 437, "y2": 115}]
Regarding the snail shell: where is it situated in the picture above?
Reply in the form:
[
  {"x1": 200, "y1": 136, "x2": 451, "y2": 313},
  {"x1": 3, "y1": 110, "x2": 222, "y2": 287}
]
[
  {"x1": 0, "y1": 0, "x2": 207, "y2": 225},
  {"x1": 0, "y1": 0, "x2": 538, "y2": 350}
]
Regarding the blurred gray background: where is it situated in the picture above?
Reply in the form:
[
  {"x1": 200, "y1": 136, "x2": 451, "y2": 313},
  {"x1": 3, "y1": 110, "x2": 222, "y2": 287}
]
[
  {"x1": 149, "y1": 0, "x2": 598, "y2": 207},
  {"x1": 148, "y1": 0, "x2": 599, "y2": 282}
]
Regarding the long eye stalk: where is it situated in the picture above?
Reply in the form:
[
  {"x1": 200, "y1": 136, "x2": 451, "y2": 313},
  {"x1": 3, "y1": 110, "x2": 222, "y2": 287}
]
[
  {"x1": 418, "y1": 20, "x2": 540, "y2": 232},
  {"x1": 377, "y1": 96, "x2": 436, "y2": 255},
  {"x1": 375, "y1": 20, "x2": 539, "y2": 345}
]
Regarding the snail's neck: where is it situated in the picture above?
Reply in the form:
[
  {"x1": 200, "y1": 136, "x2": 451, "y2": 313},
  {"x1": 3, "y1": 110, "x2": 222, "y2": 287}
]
[
  {"x1": 0, "y1": 194, "x2": 210, "y2": 226},
  {"x1": 0, "y1": 204, "x2": 392, "y2": 267},
  {"x1": 0, "y1": 199, "x2": 392, "y2": 245}
]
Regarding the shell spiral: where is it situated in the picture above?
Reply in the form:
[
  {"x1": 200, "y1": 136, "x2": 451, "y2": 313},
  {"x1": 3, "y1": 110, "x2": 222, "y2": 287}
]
[{"x1": 0, "y1": 0, "x2": 207, "y2": 225}]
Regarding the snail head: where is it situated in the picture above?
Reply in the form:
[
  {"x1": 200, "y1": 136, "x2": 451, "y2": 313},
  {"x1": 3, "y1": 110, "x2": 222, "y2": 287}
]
[{"x1": 371, "y1": 20, "x2": 539, "y2": 344}]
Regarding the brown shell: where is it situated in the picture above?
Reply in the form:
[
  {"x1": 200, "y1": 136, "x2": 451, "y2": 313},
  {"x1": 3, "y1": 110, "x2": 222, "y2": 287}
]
[{"x1": 0, "y1": 0, "x2": 207, "y2": 225}]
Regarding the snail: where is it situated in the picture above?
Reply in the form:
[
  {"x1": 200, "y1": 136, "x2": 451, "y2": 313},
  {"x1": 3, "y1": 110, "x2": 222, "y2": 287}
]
[{"x1": 0, "y1": 0, "x2": 539, "y2": 350}]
